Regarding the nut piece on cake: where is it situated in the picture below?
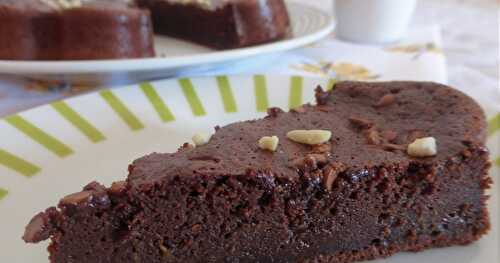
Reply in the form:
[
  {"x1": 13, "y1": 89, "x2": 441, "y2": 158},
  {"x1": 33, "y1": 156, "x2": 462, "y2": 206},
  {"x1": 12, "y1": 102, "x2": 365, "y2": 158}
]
[
  {"x1": 287, "y1": 129, "x2": 332, "y2": 145},
  {"x1": 258, "y1": 136, "x2": 279, "y2": 151},
  {"x1": 192, "y1": 132, "x2": 210, "y2": 146},
  {"x1": 407, "y1": 137, "x2": 438, "y2": 157}
]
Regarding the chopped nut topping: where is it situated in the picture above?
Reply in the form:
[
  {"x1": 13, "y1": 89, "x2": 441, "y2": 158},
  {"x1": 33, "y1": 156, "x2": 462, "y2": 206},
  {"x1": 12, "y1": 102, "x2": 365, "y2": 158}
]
[
  {"x1": 60, "y1": 190, "x2": 93, "y2": 206},
  {"x1": 258, "y1": 136, "x2": 279, "y2": 152},
  {"x1": 407, "y1": 137, "x2": 437, "y2": 157},
  {"x1": 364, "y1": 128, "x2": 381, "y2": 145},
  {"x1": 192, "y1": 133, "x2": 209, "y2": 146},
  {"x1": 321, "y1": 163, "x2": 346, "y2": 191},
  {"x1": 287, "y1": 130, "x2": 332, "y2": 145},
  {"x1": 291, "y1": 153, "x2": 329, "y2": 171},
  {"x1": 322, "y1": 167, "x2": 337, "y2": 191},
  {"x1": 375, "y1": 94, "x2": 396, "y2": 107}
]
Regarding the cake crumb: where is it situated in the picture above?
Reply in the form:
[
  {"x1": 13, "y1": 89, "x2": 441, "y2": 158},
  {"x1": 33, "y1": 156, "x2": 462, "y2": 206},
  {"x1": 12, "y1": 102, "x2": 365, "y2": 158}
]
[
  {"x1": 60, "y1": 191, "x2": 93, "y2": 206},
  {"x1": 287, "y1": 130, "x2": 332, "y2": 145},
  {"x1": 407, "y1": 137, "x2": 437, "y2": 157},
  {"x1": 322, "y1": 167, "x2": 337, "y2": 191},
  {"x1": 258, "y1": 136, "x2": 279, "y2": 152},
  {"x1": 375, "y1": 94, "x2": 396, "y2": 107},
  {"x1": 192, "y1": 133, "x2": 209, "y2": 146}
]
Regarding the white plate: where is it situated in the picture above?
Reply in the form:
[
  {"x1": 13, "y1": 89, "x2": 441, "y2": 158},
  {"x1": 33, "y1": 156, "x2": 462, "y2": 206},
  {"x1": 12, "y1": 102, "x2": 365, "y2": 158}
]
[
  {"x1": 0, "y1": 75, "x2": 498, "y2": 262},
  {"x1": 0, "y1": 2, "x2": 334, "y2": 84}
]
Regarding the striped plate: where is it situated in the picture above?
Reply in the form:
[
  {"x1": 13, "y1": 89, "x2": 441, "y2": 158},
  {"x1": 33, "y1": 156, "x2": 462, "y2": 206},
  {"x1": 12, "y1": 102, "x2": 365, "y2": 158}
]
[{"x1": 0, "y1": 75, "x2": 498, "y2": 262}]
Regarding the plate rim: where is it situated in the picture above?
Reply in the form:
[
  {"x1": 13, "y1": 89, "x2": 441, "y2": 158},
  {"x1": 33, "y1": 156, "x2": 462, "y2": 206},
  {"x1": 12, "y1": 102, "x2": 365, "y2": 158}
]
[{"x1": 0, "y1": 2, "x2": 335, "y2": 75}]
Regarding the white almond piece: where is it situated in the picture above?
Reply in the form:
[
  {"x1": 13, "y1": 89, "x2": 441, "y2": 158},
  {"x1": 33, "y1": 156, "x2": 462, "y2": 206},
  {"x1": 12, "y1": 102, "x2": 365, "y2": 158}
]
[
  {"x1": 286, "y1": 130, "x2": 332, "y2": 145},
  {"x1": 192, "y1": 133, "x2": 210, "y2": 146},
  {"x1": 407, "y1": 137, "x2": 437, "y2": 157},
  {"x1": 258, "y1": 136, "x2": 279, "y2": 152}
]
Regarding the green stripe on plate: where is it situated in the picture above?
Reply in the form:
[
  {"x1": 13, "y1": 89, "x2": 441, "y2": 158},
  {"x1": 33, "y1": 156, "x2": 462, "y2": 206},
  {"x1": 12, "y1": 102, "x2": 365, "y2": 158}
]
[
  {"x1": 0, "y1": 188, "x2": 7, "y2": 200},
  {"x1": 487, "y1": 113, "x2": 500, "y2": 136},
  {"x1": 179, "y1": 78, "x2": 207, "y2": 116},
  {"x1": 495, "y1": 157, "x2": 500, "y2": 167},
  {"x1": 100, "y1": 90, "x2": 144, "y2": 131},
  {"x1": 52, "y1": 101, "x2": 105, "y2": 143},
  {"x1": 289, "y1": 76, "x2": 303, "y2": 109},
  {"x1": 0, "y1": 149, "x2": 40, "y2": 177},
  {"x1": 216, "y1": 76, "x2": 238, "y2": 113},
  {"x1": 5, "y1": 115, "x2": 73, "y2": 157},
  {"x1": 326, "y1": 78, "x2": 337, "y2": 91},
  {"x1": 140, "y1": 82, "x2": 175, "y2": 122},
  {"x1": 254, "y1": 75, "x2": 269, "y2": 112}
]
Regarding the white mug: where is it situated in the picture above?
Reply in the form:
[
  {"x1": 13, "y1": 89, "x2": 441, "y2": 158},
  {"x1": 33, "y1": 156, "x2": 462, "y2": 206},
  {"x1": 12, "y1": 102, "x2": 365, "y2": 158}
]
[{"x1": 334, "y1": 0, "x2": 417, "y2": 44}]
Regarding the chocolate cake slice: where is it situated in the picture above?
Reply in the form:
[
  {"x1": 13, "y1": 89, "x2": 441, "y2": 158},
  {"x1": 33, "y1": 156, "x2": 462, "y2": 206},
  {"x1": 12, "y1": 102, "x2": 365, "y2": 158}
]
[
  {"x1": 23, "y1": 81, "x2": 492, "y2": 262},
  {"x1": 0, "y1": 0, "x2": 155, "y2": 60},
  {"x1": 137, "y1": 0, "x2": 291, "y2": 49}
]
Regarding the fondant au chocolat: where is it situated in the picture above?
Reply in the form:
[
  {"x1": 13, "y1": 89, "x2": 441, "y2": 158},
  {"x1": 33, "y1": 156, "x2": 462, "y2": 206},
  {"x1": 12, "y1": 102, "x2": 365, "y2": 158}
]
[{"x1": 23, "y1": 81, "x2": 492, "y2": 262}]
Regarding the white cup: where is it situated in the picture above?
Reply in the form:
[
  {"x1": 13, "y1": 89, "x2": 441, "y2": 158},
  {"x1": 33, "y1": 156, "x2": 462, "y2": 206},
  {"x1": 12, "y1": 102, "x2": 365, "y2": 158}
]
[{"x1": 334, "y1": 0, "x2": 417, "y2": 44}]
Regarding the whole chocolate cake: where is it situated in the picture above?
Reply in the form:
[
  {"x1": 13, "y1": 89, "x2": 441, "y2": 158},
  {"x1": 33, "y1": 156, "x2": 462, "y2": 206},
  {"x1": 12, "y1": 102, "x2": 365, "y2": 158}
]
[
  {"x1": 23, "y1": 81, "x2": 492, "y2": 262},
  {"x1": 0, "y1": 0, "x2": 291, "y2": 60}
]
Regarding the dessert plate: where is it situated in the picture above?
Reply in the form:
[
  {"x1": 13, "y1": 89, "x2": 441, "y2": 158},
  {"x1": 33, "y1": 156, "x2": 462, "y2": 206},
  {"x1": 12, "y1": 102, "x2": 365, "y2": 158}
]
[
  {"x1": 0, "y1": 2, "x2": 334, "y2": 84},
  {"x1": 0, "y1": 75, "x2": 498, "y2": 262}
]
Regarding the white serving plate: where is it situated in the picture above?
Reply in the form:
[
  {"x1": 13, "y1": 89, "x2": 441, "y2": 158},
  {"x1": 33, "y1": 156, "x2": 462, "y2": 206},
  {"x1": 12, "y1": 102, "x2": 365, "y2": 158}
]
[
  {"x1": 0, "y1": 75, "x2": 497, "y2": 262},
  {"x1": 0, "y1": 2, "x2": 334, "y2": 84}
]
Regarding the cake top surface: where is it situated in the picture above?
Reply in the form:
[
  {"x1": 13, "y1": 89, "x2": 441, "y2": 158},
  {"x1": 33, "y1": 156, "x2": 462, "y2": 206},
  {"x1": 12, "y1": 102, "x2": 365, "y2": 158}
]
[
  {"x1": 152, "y1": 0, "x2": 241, "y2": 10},
  {"x1": 0, "y1": 0, "x2": 53, "y2": 10},
  {"x1": 0, "y1": 0, "x2": 133, "y2": 10},
  {"x1": 128, "y1": 81, "x2": 487, "y2": 187},
  {"x1": 46, "y1": 0, "x2": 133, "y2": 8}
]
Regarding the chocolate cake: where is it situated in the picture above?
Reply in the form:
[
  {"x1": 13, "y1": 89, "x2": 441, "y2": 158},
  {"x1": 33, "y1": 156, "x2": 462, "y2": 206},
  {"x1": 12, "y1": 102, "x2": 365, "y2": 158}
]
[
  {"x1": 137, "y1": 0, "x2": 291, "y2": 49},
  {"x1": 0, "y1": 0, "x2": 291, "y2": 60},
  {"x1": 23, "y1": 81, "x2": 492, "y2": 263},
  {"x1": 0, "y1": 0, "x2": 155, "y2": 60}
]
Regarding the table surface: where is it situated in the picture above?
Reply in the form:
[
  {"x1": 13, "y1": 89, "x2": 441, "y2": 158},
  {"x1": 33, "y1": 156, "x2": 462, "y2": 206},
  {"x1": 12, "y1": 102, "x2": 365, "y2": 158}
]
[{"x1": 0, "y1": 0, "x2": 497, "y2": 117}]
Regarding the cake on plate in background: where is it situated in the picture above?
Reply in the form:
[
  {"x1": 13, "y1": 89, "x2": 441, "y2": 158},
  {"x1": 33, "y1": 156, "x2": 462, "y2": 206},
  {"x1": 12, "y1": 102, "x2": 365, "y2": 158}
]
[{"x1": 0, "y1": 0, "x2": 291, "y2": 60}]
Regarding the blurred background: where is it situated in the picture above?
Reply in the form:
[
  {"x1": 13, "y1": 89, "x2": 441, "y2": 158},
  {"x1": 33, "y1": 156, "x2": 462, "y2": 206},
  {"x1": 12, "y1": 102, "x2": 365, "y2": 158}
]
[{"x1": 0, "y1": 0, "x2": 498, "y2": 116}]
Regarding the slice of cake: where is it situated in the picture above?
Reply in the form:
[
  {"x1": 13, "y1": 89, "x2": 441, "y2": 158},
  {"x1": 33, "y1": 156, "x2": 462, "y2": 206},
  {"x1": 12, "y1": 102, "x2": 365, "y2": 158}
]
[
  {"x1": 23, "y1": 81, "x2": 492, "y2": 262},
  {"x1": 137, "y1": 0, "x2": 291, "y2": 49},
  {"x1": 0, "y1": 0, "x2": 155, "y2": 60}
]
